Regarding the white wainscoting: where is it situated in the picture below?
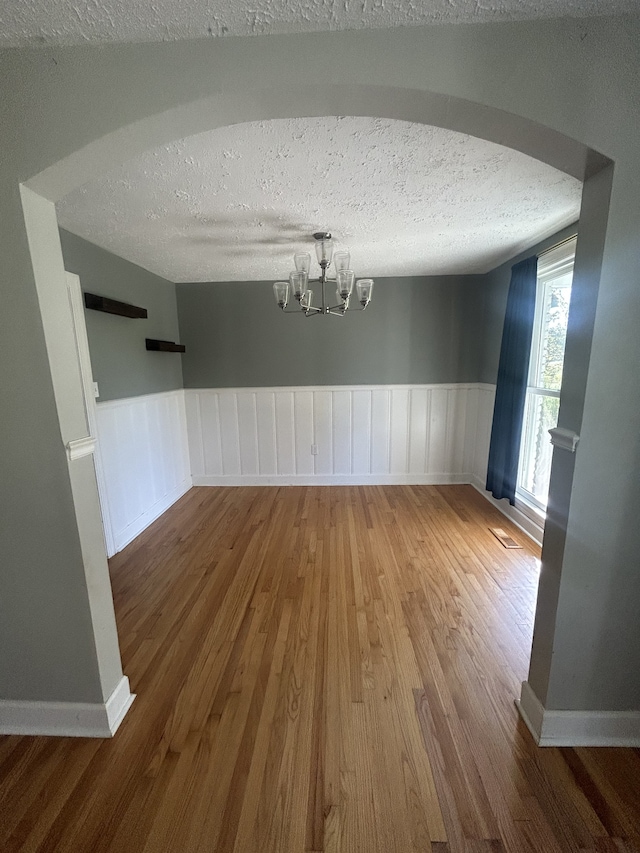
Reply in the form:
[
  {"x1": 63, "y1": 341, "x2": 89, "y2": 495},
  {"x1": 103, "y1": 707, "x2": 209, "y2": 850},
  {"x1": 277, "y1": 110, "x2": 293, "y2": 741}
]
[
  {"x1": 96, "y1": 389, "x2": 192, "y2": 556},
  {"x1": 185, "y1": 384, "x2": 496, "y2": 487},
  {"x1": 94, "y1": 384, "x2": 498, "y2": 555}
]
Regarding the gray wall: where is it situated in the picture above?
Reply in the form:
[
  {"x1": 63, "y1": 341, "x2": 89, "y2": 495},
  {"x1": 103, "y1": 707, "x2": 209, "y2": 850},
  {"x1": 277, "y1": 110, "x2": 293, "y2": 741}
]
[
  {"x1": 177, "y1": 275, "x2": 487, "y2": 388},
  {"x1": 60, "y1": 230, "x2": 183, "y2": 402},
  {"x1": 62, "y1": 223, "x2": 578, "y2": 397},
  {"x1": 177, "y1": 226, "x2": 576, "y2": 391}
]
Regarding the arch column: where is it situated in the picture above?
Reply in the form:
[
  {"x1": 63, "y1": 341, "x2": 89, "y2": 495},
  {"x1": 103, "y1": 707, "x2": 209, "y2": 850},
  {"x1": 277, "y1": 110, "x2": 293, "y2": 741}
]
[
  {"x1": 518, "y1": 163, "x2": 640, "y2": 746},
  {"x1": 0, "y1": 186, "x2": 132, "y2": 736}
]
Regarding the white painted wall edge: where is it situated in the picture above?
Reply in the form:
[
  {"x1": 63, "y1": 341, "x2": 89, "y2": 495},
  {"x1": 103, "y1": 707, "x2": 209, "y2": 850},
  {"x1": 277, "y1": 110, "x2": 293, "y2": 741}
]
[
  {"x1": 517, "y1": 680, "x2": 640, "y2": 747},
  {"x1": 470, "y1": 477, "x2": 543, "y2": 546},
  {"x1": 193, "y1": 473, "x2": 472, "y2": 487},
  {"x1": 113, "y1": 477, "x2": 192, "y2": 554},
  {"x1": 0, "y1": 676, "x2": 135, "y2": 738}
]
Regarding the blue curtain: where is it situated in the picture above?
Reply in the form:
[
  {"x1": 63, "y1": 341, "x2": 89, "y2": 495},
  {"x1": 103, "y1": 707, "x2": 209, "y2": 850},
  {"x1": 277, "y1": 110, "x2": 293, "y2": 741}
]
[{"x1": 486, "y1": 256, "x2": 538, "y2": 505}]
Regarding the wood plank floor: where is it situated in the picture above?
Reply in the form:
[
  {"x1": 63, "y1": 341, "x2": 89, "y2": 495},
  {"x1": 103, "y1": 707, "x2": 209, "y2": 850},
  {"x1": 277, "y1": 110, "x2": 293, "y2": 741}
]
[{"x1": 1, "y1": 485, "x2": 639, "y2": 852}]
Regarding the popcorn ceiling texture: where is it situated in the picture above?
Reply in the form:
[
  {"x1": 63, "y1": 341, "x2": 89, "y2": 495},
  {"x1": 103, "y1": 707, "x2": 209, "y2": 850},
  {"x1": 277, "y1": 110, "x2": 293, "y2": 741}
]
[
  {"x1": 56, "y1": 117, "x2": 581, "y2": 283},
  {"x1": 1, "y1": 0, "x2": 635, "y2": 46}
]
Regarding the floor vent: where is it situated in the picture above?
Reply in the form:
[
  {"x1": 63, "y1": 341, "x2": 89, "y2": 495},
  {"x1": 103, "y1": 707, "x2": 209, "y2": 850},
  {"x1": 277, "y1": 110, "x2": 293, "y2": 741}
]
[{"x1": 490, "y1": 527, "x2": 522, "y2": 549}]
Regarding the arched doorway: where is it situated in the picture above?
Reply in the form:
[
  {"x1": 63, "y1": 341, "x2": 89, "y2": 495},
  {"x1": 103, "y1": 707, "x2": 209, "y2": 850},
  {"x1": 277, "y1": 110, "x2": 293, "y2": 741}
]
[{"x1": 17, "y1": 79, "x2": 612, "y2": 735}]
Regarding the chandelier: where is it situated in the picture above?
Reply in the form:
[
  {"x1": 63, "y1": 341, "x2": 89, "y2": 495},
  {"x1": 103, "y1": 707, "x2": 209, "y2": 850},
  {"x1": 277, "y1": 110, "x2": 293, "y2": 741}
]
[{"x1": 272, "y1": 232, "x2": 374, "y2": 317}]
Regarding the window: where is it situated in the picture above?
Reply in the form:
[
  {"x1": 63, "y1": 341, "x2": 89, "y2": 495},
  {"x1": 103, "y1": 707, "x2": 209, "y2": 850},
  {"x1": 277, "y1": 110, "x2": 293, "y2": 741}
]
[{"x1": 517, "y1": 238, "x2": 576, "y2": 512}]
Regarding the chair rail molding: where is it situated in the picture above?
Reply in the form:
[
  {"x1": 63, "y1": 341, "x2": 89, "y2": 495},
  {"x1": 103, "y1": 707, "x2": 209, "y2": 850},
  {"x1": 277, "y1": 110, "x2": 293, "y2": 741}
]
[
  {"x1": 66, "y1": 435, "x2": 97, "y2": 461},
  {"x1": 549, "y1": 427, "x2": 580, "y2": 452}
]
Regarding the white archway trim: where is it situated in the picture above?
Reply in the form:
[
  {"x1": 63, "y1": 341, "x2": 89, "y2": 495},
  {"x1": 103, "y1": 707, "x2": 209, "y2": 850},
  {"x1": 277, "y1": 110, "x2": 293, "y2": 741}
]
[{"x1": 27, "y1": 85, "x2": 608, "y2": 203}]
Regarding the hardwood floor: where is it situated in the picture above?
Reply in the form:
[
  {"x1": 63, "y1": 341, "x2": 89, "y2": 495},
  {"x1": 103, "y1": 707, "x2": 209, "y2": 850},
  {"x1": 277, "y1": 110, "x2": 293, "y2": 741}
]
[{"x1": 1, "y1": 485, "x2": 639, "y2": 852}]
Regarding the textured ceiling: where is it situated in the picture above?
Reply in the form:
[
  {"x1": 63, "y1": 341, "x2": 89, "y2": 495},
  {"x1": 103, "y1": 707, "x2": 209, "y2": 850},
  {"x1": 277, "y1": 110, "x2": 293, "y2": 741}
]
[
  {"x1": 56, "y1": 117, "x2": 582, "y2": 282},
  {"x1": 1, "y1": 0, "x2": 636, "y2": 47}
]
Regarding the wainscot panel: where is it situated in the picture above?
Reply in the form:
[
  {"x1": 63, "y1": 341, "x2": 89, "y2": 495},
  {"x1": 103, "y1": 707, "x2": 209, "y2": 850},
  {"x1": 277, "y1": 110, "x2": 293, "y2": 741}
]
[
  {"x1": 185, "y1": 385, "x2": 495, "y2": 487},
  {"x1": 96, "y1": 390, "x2": 192, "y2": 555}
]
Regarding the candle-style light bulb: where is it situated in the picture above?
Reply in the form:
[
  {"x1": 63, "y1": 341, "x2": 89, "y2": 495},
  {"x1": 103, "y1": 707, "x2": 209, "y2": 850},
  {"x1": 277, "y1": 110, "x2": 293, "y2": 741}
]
[
  {"x1": 356, "y1": 279, "x2": 374, "y2": 308},
  {"x1": 273, "y1": 281, "x2": 289, "y2": 309}
]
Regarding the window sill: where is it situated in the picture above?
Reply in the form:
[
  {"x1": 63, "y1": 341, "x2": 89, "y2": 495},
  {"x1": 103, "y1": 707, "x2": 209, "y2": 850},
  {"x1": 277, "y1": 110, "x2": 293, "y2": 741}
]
[{"x1": 514, "y1": 492, "x2": 546, "y2": 527}]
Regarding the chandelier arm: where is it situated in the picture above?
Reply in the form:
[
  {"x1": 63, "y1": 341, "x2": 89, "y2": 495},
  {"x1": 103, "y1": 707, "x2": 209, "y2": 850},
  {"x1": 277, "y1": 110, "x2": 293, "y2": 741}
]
[{"x1": 277, "y1": 305, "x2": 324, "y2": 315}]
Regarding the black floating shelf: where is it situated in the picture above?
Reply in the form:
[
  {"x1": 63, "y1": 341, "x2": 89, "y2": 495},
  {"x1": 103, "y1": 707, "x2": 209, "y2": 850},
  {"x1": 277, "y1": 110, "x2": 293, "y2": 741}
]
[
  {"x1": 84, "y1": 292, "x2": 147, "y2": 319},
  {"x1": 146, "y1": 338, "x2": 186, "y2": 353}
]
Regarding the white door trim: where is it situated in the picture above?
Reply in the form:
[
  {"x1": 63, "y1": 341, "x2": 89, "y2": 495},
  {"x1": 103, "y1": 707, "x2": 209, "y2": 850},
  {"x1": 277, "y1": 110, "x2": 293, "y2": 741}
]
[{"x1": 65, "y1": 272, "x2": 116, "y2": 556}]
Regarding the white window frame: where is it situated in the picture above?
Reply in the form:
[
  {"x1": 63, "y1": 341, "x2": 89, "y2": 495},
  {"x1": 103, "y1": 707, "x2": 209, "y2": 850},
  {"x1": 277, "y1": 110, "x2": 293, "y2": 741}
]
[{"x1": 516, "y1": 237, "x2": 576, "y2": 515}]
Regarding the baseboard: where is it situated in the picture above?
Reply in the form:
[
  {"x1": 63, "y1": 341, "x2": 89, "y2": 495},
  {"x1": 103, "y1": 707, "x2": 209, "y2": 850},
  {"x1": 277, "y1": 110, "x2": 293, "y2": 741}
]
[
  {"x1": 516, "y1": 680, "x2": 546, "y2": 742},
  {"x1": 517, "y1": 680, "x2": 640, "y2": 747},
  {"x1": 112, "y1": 477, "x2": 192, "y2": 554},
  {"x1": 192, "y1": 473, "x2": 473, "y2": 487},
  {"x1": 471, "y1": 477, "x2": 543, "y2": 546},
  {"x1": 0, "y1": 675, "x2": 135, "y2": 738},
  {"x1": 105, "y1": 675, "x2": 136, "y2": 735}
]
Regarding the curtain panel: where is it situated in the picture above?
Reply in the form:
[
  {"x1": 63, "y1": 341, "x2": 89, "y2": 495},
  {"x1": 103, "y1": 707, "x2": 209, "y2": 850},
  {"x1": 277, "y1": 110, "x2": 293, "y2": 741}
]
[{"x1": 486, "y1": 256, "x2": 538, "y2": 505}]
